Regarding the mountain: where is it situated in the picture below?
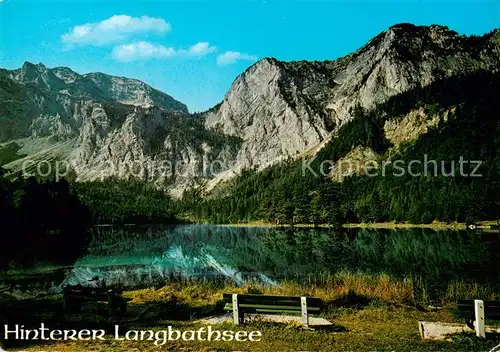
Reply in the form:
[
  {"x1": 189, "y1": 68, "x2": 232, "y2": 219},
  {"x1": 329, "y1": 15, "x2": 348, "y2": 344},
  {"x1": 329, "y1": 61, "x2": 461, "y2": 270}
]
[
  {"x1": 5, "y1": 62, "x2": 188, "y2": 112},
  {"x1": 1, "y1": 23, "x2": 499, "y2": 200},
  {"x1": 204, "y1": 24, "x2": 500, "y2": 188},
  {"x1": 0, "y1": 62, "x2": 187, "y2": 141},
  {"x1": 188, "y1": 69, "x2": 500, "y2": 224},
  {"x1": 0, "y1": 62, "x2": 238, "y2": 195},
  {"x1": 82, "y1": 72, "x2": 187, "y2": 111}
]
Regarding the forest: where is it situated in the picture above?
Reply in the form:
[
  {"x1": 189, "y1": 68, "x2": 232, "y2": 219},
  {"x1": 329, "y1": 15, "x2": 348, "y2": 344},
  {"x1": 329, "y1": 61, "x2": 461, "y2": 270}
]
[
  {"x1": 0, "y1": 174, "x2": 184, "y2": 268},
  {"x1": 72, "y1": 178, "x2": 179, "y2": 224},
  {"x1": 179, "y1": 70, "x2": 500, "y2": 226},
  {"x1": 0, "y1": 171, "x2": 91, "y2": 268}
]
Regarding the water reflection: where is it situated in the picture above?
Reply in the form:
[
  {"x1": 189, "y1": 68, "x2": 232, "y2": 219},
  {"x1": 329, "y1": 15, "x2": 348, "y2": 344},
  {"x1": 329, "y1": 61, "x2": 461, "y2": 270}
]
[{"x1": 61, "y1": 225, "x2": 500, "y2": 291}]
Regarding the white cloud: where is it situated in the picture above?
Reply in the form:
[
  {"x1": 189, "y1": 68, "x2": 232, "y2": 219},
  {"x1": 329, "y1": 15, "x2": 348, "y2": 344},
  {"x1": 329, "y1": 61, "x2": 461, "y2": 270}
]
[
  {"x1": 61, "y1": 15, "x2": 170, "y2": 46},
  {"x1": 217, "y1": 51, "x2": 258, "y2": 66},
  {"x1": 112, "y1": 41, "x2": 217, "y2": 62},
  {"x1": 112, "y1": 42, "x2": 175, "y2": 61},
  {"x1": 184, "y1": 42, "x2": 217, "y2": 56}
]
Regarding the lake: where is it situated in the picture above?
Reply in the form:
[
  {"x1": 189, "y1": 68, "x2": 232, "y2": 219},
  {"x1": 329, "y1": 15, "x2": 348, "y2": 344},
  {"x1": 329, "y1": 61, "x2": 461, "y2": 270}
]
[{"x1": 54, "y1": 225, "x2": 500, "y2": 296}]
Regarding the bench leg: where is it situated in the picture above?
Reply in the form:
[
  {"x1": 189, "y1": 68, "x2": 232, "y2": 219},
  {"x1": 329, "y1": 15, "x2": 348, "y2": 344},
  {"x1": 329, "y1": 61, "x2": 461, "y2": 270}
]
[
  {"x1": 474, "y1": 299, "x2": 485, "y2": 338},
  {"x1": 107, "y1": 290, "x2": 115, "y2": 317},
  {"x1": 63, "y1": 294, "x2": 70, "y2": 313},
  {"x1": 119, "y1": 299, "x2": 127, "y2": 315},
  {"x1": 301, "y1": 296, "x2": 309, "y2": 327},
  {"x1": 65, "y1": 299, "x2": 81, "y2": 313},
  {"x1": 232, "y1": 294, "x2": 241, "y2": 325}
]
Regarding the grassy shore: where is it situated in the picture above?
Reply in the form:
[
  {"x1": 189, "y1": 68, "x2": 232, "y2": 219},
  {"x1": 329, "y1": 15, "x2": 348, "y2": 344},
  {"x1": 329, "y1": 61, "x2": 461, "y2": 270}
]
[
  {"x1": 219, "y1": 220, "x2": 500, "y2": 230},
  {"x1": 344, "y1": 220, "x2": 500, "y2": 230},
  {"x1": 20, "y1": 308, "x2": 500, "y2": 352},
  {"x1": 4, "y1": 272, "x2": 500, "y2": 351}
]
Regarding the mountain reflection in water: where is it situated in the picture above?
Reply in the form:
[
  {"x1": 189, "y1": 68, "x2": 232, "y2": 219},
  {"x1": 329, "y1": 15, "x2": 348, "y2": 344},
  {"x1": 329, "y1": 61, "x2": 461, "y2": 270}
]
[{"x1": 59, "y1": 225, "x2": 500, "y2": 293}]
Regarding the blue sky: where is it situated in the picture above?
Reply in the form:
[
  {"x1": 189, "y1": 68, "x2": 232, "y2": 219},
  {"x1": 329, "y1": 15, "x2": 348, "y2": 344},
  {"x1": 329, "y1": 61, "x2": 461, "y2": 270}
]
[{"x1": 1, "y1": 1, "x2": 499, "y2": 112}]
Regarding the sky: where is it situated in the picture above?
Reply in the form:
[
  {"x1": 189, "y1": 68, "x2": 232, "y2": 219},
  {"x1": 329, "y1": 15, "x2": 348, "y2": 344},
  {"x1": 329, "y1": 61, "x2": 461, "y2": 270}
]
[{"x1": 0, "y1": 1, "x2": 499, "y2": 112}]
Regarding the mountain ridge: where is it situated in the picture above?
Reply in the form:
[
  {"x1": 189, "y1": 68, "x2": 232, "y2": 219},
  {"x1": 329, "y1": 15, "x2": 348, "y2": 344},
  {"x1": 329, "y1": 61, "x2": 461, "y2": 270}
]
[
  {"x1": 2, "y1": 61, "x2": 188, "y2": 113},
  {"x1": 1, "y1": 23, "x2": 499, "y2": 197},
  {"x1": 202, "y1": 24, "x2": 499, "y2": 189}
]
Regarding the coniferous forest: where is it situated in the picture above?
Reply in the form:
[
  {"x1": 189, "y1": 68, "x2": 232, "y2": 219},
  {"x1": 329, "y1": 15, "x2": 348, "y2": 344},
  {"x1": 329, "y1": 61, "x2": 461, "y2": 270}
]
[
  {"x1": 0, "y1": 175, "x2": 182, "y2": 268},
  {"x1": 0, "y1": 172, "x2": 91, "y2": 268}
]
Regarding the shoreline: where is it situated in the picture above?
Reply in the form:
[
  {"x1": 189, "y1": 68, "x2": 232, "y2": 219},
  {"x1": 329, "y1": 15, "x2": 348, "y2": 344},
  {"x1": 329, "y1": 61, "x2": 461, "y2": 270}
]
[
  {"x1": 218, "y1": 220, "x2": 500, "y2": 230},
  {"x1": 90, "y1": 219, "x2": 500, "y2": 231}
]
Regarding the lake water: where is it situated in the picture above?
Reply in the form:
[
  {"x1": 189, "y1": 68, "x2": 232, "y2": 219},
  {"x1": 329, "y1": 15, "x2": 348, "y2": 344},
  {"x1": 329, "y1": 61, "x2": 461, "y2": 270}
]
[{"x1": 58, "y1": 225, "x2": 500, "y2": 293}]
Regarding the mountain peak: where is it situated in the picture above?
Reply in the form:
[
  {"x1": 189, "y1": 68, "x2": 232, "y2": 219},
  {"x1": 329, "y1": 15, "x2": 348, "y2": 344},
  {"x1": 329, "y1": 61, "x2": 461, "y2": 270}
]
[
  {"x1": 22, "y1": 61, "x2": 46, "y2": 70},
  {"x1": 83, "y1": 72, "x2": 188, "y2": 112},
  {"x1": 8, "y1": 62, "x2": 188, "y2": 112},
  {"x1": 381, "y1": 23, "x2": 463, "y2": 45},
  {"x1": 244, "y1": 57, "x2": 281, "y2": 73},
  {"x1": 21, "y1": 61, "x2": 37, "y2": 71},
  {"x1": 388, "y1": 23, "x2": 418, "y2": 31},
  {"x1": 387, "y1": 23, "x2": 456, "y2": 35},
  {"x1": 257, "y1": 57, "x2": 280, "y2": 65},
  {"x1": 14, "y1": 61, "x2": 52, "y2": 87}
]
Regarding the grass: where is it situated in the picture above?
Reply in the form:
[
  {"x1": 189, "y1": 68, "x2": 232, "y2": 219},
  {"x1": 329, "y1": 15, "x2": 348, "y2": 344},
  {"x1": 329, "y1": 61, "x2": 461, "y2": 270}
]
[
  {"x1": 19, "y1": 313, "x2": 495, "y2": 352},
  {"x1": 1, "y1": 264, "x2": 71, "y2": 277},
  {"x1": 13, "y1": 299, "x2": 500, "y2": 351},
  {"x1": 0, "y1": 141, "x2": 26, "y2": 166},
  {"x1": 344, "y1": 220, "x2": 500, "y2": 230},
  {"x1": 121, "y1": 271, "x2": 499, "y2": 308},
  {"x1": 3, "y1": 273, "x2": 500, "y2": 351}
]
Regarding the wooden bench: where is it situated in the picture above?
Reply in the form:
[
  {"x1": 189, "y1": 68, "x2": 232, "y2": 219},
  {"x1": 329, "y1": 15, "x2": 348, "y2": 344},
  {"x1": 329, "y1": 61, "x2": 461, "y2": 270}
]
[
  {"x1": 223, "y1": 293, "x2": 323, "y2": 327},
  {"x1": 458, "y1": 299, "x2": 500, "y2": 337},
  {"x1": 63, "y1": 285, "x2": 129, "y2": 317}
]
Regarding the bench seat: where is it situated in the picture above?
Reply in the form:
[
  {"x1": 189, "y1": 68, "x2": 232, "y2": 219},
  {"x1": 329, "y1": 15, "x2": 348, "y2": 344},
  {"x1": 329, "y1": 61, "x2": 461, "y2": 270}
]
[
  {"x1": 457, "y1": 300, "x2": 500, "y2": 320},
  {"x1": 63, "y1": 285, "x2": 129, "y2": 316},
  {"x1": 223, "y1": 293, "x2": 323, "y2": 327}
]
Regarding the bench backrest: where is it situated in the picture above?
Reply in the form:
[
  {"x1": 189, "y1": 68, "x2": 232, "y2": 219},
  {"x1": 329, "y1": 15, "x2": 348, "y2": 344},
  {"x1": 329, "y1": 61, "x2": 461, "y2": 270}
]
[
  {"x1": 223, "y1": 293, "x2": 323, "y2": 314},
  {"x1": 63, "y1": 286, "x2": 121, "y2": 299},
  {"x1": 458, "y1": 300, "x2": 500, "y2": 319}
]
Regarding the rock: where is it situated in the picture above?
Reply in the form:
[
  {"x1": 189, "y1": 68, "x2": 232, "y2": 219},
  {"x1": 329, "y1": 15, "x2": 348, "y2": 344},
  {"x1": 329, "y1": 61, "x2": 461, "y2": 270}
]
[{"x1": 204, "y1": 25, "x2": 499, "y2": 188}]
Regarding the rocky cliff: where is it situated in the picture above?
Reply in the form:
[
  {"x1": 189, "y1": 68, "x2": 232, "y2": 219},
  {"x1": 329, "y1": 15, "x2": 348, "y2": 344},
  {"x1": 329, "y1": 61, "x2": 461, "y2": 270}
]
[
  {"x1": 205, "y1": 24, "x2": 500, "y2": 182},
  {"x1": 1, "y1": 24, "x2": 499, "y2": 196}
]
